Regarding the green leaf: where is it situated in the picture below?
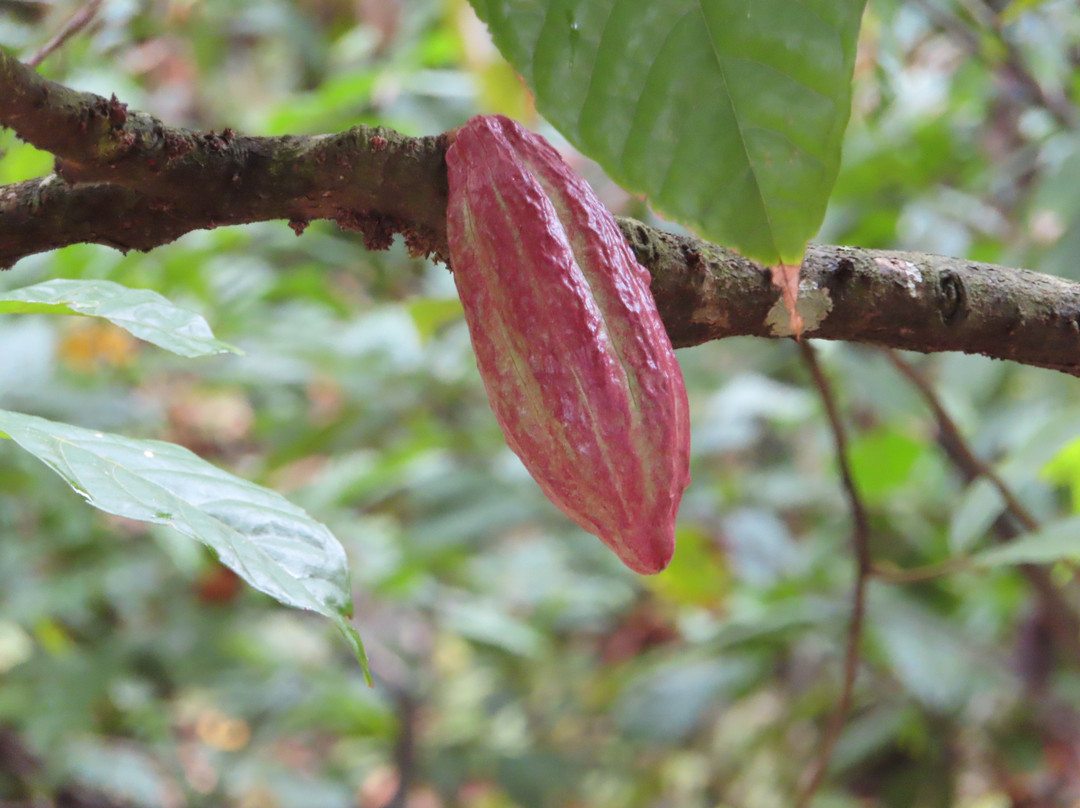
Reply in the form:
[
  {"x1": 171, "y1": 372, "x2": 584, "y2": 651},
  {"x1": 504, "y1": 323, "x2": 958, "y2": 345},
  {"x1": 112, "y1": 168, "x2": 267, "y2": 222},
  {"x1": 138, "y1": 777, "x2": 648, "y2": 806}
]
[
  {"x1": 0, "y1": 410, "x2": 369, "y2": 681},
  {"x1": 948, "y1": 412, "x2": 1080, "y2": 554},
  {"x1": 646, "y1": 526, "x2": 729, "y2": 607},
  {"x1": 469, "y1": 0, "x2": 868, "y2": 264},
  {"x1": 496, "y1": 753, "x2": 580, "y2": 808},
  {"x1": 871, "y1": 589, "x2": 1003, "y2": 711},
  {"x1": 442, "y1": 599, "x2": 548, "y2": 658},
  {"x1": 973, "y1": 515, "x2": 1080, "y2": 568},
  {"x1": 1042, "y1": 436, "x2": 1080, "y2": 511},
  {"x1": 0, "y1": 130, "x2": 54, "y2": 183},
  {"x1": 615, "y1": 657, "x2": 757, "y2": 743},
  {"x1": 1001, "y1": 0, "x2": 1056, "y2": 24},
  {"x1": 948, "y1": 477, "x2": 1005, "y2": 555},
  {"x1": 0, "y1": 279, "x2": 239, "y2": 358},
  {"x1": 407, "y1": 297, "x2": 463, "y2": 344},
  {"x1": 847, "y1": 427, "x2": 923, "y2": 504}
]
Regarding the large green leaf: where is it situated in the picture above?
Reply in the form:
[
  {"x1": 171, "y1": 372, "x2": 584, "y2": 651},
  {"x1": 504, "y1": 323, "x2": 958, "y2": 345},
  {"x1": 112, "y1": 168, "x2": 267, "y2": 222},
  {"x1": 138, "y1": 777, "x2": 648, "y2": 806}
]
[
  {"x1": 0, "y1": 279, "x2": 238, "y2": 358},
  {"x1": 469, "y1": 0, "x2": 868, "y2": 264},
  {"x1": 0, "y1": 410, "x2": 368, "y2": 680}
]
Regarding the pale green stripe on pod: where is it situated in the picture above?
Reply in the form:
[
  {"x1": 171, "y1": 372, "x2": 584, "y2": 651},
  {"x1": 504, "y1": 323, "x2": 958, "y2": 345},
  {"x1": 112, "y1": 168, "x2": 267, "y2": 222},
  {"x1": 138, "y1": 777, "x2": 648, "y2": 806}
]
[{"x1": 446, "y1": 114, "x2": 690, "y2": 575}]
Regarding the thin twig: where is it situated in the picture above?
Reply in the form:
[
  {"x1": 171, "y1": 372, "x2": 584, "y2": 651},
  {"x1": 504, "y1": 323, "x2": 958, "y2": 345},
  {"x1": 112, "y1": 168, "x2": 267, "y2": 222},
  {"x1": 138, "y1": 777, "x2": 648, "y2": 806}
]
[
  {"x1": 911, "y1": 0, "x2": 1078, "y2": 129},
  {"x1": 887, "y1": 350, "x2": 1040, "y2": 532},
  {"x1": 24, "y1": 0, "x2": 104, "y2": 68},
  {"x1": 795, "y1": 341, "x2": 871, "y2": 808},
  {"x1": 985, "y1": 6, "x2": 1079, "y2": 131},
  {"x1": 386, "y1": 692, "x2": 417, "y2": 808},
  {"x1": 871, "y1": 557, "x2": 973, "y2": 584}
]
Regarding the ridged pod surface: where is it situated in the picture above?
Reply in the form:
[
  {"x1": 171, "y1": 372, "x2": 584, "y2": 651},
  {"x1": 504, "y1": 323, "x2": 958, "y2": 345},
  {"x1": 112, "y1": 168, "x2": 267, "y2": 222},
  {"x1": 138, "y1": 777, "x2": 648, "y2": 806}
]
[{"x1": 445, "y1": 115, "x2": 690, "y2": 574}]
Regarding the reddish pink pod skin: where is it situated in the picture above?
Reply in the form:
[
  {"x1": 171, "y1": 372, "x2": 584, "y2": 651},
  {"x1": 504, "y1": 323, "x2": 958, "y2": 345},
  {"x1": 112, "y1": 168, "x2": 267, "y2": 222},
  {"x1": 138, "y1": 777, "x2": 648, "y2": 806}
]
[{"x1": 445, "y1": 115, "x2": 690, "y2": 574}]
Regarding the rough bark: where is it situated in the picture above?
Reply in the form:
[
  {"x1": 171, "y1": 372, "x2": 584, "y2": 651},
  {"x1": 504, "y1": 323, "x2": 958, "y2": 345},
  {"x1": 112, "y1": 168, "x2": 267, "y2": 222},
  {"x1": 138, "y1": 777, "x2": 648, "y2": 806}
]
[{"x1": 3, "y1": 50, "x2": 1079, "y2": 375}]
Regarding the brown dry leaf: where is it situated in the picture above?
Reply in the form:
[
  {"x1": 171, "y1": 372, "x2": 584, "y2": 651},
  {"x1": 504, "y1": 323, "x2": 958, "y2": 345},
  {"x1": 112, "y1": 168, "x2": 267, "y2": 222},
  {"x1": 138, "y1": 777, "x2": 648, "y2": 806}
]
[{"x1": 770, "y1": 263, "x2": 804, "y2": 339}]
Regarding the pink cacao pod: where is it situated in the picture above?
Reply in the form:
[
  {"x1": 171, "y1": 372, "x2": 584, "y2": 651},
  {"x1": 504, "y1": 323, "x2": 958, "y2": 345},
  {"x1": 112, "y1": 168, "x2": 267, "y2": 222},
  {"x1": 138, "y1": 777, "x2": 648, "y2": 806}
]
[{"x1": 445, "y1": 115, "x2": 690, "y2": 574}]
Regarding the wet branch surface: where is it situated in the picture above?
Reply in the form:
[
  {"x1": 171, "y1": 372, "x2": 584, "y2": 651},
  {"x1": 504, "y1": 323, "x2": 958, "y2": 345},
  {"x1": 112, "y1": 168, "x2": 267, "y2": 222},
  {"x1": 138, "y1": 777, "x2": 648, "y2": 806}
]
[{"x1": 3, "y1": 50, "x2": 1080, "y2": 375}]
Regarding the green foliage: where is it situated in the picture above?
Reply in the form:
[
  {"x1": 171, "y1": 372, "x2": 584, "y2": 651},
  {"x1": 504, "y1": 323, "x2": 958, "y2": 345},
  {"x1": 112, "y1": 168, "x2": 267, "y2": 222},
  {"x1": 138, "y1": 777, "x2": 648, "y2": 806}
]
[
  {"x1": 0, "y1": 279, "x2": 239, "y2": 358},
  {"x1": 3, "y1": 0, "x2": 1080, "y2": 806},
  {"x1": 948, "y1": 411, "x2": 1080, "y2": 553},
  {"x1": 0, "y1": 129, "x2": 52, "y2": 182},
  {"x1": 469, "y1": 0, "x2": 867, "y2": 264},
  {"x1": 0, "y1": 409, "x2": 368, "y2": 678},
  {"x1": 1043, "y1": 435, "x2": 1080, "y2": 509},
  {"x1": 847, "y1": 427, "x2": 923, "y2": 504},
  {"x1": 975, "y1": 514, "x2": 1080, "y2": 567}
]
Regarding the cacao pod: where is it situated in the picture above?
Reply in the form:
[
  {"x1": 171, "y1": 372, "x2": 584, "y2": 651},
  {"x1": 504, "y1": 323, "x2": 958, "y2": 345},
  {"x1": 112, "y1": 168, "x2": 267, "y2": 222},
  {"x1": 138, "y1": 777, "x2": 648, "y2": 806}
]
[{"x1": 445, "y1": 114, "x2": 690, "y2": 574}]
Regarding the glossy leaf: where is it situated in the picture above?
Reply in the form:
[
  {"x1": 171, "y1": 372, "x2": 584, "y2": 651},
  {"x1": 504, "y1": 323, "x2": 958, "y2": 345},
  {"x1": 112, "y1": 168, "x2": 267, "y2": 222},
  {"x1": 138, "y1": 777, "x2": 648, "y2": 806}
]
[
  {"x1": 0, "y1": 409, "x2": 368, "y2": 680},
  {"x1": 468, "y1": 0, "x2": 868, "y2": 264},
  {"x1": 0, "y1": 279, "x2": 239, "y2": 358}
]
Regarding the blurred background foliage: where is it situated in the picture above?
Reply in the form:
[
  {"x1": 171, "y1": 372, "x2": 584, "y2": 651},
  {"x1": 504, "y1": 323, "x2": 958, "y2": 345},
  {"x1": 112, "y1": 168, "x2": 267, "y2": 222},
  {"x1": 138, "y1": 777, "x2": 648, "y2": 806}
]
[{"x1": 2, "y1": 0, "x2": 1080, "y2": 806}]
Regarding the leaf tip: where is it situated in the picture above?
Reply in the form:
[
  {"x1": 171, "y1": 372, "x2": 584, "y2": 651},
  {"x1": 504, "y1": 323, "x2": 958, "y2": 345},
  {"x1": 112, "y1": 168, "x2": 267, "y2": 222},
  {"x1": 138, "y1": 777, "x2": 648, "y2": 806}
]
[{"x1": 338, "y1": 621, "x2": 373, "y2": 686}]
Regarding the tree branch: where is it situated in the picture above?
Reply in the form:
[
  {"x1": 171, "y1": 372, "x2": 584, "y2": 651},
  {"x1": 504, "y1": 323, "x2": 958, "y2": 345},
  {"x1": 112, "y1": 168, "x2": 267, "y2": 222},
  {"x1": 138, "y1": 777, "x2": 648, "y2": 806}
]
[
  {"x1": 628, "y1": 227, "x2": 1080, "y2": 374},
  {"x1": 0, "y1": 49, "x2": 451, "y2": 263},
  {"x1": 3, "y1": 51, "x2": 1080, "y2": 376}
]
